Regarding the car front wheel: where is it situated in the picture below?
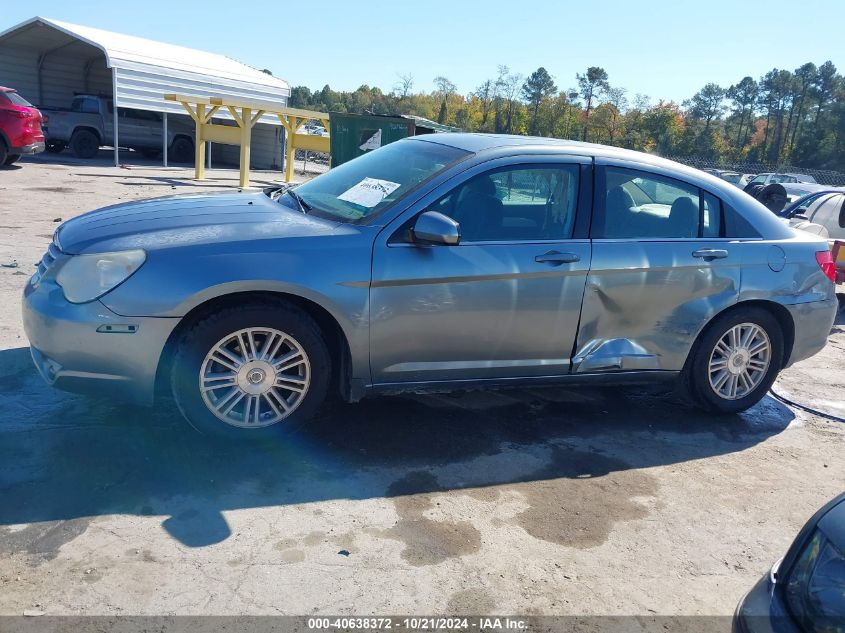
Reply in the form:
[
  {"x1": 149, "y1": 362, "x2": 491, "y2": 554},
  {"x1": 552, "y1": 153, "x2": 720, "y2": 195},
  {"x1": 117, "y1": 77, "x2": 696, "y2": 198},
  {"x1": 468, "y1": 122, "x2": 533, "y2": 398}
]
[
  {"x1": 170, "y1": 301, "x2": 330, "y2": 436},
  {"x1": 682, "y1": 307, "x2": 784, "y2": 414}
]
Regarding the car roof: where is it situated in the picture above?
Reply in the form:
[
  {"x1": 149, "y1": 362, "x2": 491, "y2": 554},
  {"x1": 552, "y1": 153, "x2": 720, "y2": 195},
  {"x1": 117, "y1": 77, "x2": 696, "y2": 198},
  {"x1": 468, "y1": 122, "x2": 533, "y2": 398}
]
[
  {"x1": 408, "y1": 133, "x2": 796, "y2": 239},
  {"x1": 414, "y1": 132, "x2": 717, "y2": 175}
]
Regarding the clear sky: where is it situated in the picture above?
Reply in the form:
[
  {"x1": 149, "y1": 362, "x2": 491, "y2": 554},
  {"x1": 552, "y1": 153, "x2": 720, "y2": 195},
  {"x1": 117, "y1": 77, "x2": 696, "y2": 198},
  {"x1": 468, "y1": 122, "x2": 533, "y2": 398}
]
[{"x1": 4, "y1": 0, "x2": 843, "y2": 103}]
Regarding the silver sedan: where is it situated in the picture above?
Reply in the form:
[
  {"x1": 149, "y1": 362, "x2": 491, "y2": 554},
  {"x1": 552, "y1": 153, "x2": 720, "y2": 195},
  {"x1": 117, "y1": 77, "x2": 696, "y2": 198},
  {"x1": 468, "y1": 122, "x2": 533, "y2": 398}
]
[{"x1": 22, "y1": 135, "x2": 838, "y2": 436}]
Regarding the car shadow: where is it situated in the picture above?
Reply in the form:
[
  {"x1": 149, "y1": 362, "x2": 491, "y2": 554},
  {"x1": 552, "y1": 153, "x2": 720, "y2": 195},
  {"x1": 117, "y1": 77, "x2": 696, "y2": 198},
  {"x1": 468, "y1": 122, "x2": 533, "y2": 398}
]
[{"x1": 0, "y1": 346, "x2": 795, "y2": 549}]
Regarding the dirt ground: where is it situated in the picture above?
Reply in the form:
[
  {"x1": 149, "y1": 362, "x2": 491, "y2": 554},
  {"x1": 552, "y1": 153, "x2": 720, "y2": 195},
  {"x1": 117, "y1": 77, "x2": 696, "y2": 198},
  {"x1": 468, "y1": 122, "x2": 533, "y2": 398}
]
[{"x1": 0, "y1": 153, "x2": 843, "y2": 617}]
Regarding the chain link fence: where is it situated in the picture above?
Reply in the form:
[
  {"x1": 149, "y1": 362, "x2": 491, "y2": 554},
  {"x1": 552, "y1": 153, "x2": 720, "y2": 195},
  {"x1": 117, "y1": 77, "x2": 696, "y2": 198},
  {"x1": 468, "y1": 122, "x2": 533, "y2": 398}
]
[
  {"x1": 662, "y1": 156, "x2": 845, "y2": 187},
  {"x1": 293, "y1": 148, "x2": 330, "y2": 176}
]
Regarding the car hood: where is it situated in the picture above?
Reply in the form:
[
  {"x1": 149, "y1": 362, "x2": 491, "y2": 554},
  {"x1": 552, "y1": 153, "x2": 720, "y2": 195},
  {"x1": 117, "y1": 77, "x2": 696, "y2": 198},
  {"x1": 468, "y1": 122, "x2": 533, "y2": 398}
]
[{"x1": 55, "y1": 191, "x2": 344, "y2": 254}]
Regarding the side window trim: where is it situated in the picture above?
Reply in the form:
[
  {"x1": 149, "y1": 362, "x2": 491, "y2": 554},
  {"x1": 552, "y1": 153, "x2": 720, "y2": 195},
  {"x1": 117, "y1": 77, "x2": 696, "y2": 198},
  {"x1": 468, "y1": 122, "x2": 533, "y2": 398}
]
[{"x1": 700, "y1": 190, "x2": 726, "y2": 239}]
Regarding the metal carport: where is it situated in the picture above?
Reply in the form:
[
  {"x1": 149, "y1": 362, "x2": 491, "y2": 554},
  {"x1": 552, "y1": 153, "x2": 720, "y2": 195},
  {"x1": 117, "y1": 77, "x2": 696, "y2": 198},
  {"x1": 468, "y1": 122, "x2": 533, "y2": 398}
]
[{"x1": 0, "y1": 16, "x2": 290, "y2": 167}]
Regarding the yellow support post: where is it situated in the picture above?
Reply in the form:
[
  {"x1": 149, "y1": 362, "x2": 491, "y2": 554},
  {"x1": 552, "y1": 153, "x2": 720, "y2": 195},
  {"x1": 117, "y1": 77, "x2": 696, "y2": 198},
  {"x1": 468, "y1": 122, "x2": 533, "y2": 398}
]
[
  {"x1": 283, "y1": 116, "x2": 297, "y2": 183},
  {"x1": 195, "y1": 103, "x2": 206, "y2": 181},
  {"x1": 164, "y1": 94, "x2": 330, "y2": 187},
  {"x1": 239, "y1": 107, "x2": 252, "y2": 188}
]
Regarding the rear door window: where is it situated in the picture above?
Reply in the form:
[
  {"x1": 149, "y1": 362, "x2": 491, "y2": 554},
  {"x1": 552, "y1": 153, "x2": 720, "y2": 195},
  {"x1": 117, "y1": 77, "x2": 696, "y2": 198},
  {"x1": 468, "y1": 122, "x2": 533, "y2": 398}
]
[{"x1": 597, "y1": 167, "x2": 722, "y2": 239}]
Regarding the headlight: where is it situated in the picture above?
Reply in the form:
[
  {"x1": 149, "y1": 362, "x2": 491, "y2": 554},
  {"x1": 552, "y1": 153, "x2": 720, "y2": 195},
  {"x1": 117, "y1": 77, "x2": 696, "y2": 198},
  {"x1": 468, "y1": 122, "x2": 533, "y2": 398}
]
[{"x1": 56, "y1": 249, "x2": 146, "y2": 303}]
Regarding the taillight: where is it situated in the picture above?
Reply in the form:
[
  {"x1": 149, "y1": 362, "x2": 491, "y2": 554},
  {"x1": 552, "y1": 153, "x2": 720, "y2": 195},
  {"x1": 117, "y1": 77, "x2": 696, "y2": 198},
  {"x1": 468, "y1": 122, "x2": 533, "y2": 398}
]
[
  {"x1": 9, "y1": 110, "x2": 30, "y2": 119},
  {"x1": 816, "y1": 250, "x2": 836, "y2": 282}
]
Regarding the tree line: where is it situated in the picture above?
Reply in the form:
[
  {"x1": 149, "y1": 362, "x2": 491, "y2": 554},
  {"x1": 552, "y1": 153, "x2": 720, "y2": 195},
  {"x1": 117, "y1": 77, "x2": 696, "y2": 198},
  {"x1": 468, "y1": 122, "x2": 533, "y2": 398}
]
[{"x1": 288, "y1": 62, "x2": 844, "y2": 171}]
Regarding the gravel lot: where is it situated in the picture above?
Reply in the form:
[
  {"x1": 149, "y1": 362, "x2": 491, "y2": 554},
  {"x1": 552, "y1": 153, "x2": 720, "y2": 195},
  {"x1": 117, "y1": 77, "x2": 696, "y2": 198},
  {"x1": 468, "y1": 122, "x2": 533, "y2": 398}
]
[{"x1": 0, "y1": 153, "x2": 843, "y2": 617}]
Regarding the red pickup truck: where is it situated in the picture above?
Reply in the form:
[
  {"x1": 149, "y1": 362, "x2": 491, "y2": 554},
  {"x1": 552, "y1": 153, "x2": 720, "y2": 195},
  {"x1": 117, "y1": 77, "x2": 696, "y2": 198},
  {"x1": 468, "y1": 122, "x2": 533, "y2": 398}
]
[{"x1": 0, "y1": 87, "x2": 45, "y2": 166}]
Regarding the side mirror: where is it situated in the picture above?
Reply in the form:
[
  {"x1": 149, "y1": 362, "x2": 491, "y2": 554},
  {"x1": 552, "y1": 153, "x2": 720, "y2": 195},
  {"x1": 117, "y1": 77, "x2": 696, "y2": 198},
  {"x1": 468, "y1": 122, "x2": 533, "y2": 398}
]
[{"x1": 411, "y1": 211, "x2": 461, "y2": 246}]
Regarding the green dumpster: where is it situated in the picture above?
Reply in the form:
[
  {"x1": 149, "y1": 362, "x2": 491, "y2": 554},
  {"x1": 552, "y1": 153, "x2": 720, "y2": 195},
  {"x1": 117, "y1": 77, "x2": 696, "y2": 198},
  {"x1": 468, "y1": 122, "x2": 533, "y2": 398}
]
[{"x1": 329, "y1": 113, "x2": 460, "y2": 167}]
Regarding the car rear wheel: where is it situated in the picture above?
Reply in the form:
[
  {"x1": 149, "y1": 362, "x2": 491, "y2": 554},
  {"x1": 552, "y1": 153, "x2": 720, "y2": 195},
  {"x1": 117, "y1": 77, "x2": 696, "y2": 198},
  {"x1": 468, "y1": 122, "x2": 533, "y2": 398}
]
[
  {"x1": 170, "y1": 301, "x2": 330, "y2": 437},
  {"x1": 0, "y1": 140, "x2": 7, "y2": 165},
  {"x1": 681, "y1": 307, "x2": 783, "y2": 414},
  {"x1": 70, "y1": 129, "x2": 100, "y2": 159},
  {"x1": 45, "y1": 140, "x2": 66, "y2": 153},
  {"x1": 170, "y1": 137, "x2": 194, "y2": 164},
  {"x1": 3, "y1": 153, "x2": 20, "y2": 165}
]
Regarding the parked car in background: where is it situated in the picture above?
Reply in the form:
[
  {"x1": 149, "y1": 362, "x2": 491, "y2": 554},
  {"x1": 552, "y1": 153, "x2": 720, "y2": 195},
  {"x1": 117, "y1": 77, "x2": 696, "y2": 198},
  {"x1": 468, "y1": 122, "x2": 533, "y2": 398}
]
[
  {"x1": 748, "y1": 172, "x2": 818, "y2": 187},
  {"x1": 23, "y1": 135, "x2": 838, "y2": 437},
  {"x1": 701, "y1": 169, "x2": 755, "y2": 189},
  {"x1": 755, "y1": 182, "x2": 834, "y2": 213},
  {"x1": 41, "y1": 94, "x2": 194, "y2": 162},
  {"x1": 302, "y1": 123, "x2": 329, "y2": 137},
  {"x1": 724, "y1": 173, "x2": 756, "y2": 189},
  {"x1": 0, "y1": 86, "x2": 45, "y2": 165},
  {"x1": 745, "y1": 172, "x2": 818, "y2": 199},
  {"x1": 733, "y1": 492, "x2": 845, "y2": 633},
  {"x1": 779, "y1": 189, "x2": 845, "y2": 242}
]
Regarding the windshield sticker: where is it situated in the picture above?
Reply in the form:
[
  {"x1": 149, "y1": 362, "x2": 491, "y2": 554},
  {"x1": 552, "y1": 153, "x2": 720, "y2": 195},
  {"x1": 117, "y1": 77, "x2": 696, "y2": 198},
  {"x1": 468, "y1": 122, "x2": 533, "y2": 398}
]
[{"x1": 337, "y1": 178, "x2": 401, "y2": 208}]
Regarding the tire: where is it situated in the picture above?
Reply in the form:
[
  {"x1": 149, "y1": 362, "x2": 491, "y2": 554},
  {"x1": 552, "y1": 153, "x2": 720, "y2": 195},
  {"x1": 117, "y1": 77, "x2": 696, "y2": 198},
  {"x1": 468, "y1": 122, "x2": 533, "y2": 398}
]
[
  {"x1": 170, "y1": 137, "x2": 194, "y2": 164},
  {"x1": 680, "y1": 306, "x2": 784, "y2": 414},
  {"x1": 744, "y1": 183, "x2": 764, "y2": 199},
  {"x1": 170, "y1": 301, "x2": 331, "y2": 437},
  {"x1": 70, "y1": 129, "x2": 100, "y2": 159},
  {"x1": 4, "y1": 154, "x2": 20, "y2": 165},
  {"x1": 45, "y1": 141, "x2": 66, "y2": 154},
  {"x1": 757, "y1": 183, "x2": 788, "y2": 213},
  {"x1": 0, "y1": 140, "x2": 7, "y2": 165}
]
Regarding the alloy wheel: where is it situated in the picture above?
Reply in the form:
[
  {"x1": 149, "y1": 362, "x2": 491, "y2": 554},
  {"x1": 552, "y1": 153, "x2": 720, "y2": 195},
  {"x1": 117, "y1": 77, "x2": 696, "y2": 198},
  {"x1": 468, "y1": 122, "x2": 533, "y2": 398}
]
[
  {"x1": 199, "y1": 327, "x2": 310, "y2": 428},
  {"x1": 707, "y1": 322, "x2": 771, "y2": 400}
]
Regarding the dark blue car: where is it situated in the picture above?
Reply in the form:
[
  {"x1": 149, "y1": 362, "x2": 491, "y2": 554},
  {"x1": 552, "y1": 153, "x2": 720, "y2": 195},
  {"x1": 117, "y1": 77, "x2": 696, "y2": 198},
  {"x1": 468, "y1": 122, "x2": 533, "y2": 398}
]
[{"x1": 734, "y1": 492, "x2": 845, "y2": 632}]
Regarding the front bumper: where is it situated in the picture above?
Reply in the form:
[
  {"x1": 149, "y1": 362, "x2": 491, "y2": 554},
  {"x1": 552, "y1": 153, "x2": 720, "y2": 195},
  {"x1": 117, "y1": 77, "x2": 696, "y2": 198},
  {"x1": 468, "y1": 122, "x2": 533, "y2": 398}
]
[
  {"x1": 784, "y1": 297, "x2": 838, "y2": 367},
  {"x1": 22, "y1": 277, "x2": 180, "y2": 405}
]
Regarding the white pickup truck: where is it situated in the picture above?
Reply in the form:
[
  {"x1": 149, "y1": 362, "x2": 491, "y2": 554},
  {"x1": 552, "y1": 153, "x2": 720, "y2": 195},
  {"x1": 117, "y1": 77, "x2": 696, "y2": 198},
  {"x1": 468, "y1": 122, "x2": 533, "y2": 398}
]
[{"x1": 41, "y1": 94, "x2": 194, "y2": 161}]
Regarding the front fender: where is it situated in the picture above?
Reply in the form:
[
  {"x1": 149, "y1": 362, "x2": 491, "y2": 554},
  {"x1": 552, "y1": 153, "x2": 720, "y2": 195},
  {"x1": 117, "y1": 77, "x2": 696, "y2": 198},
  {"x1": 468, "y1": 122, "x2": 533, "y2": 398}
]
[{"x1": 100, "y1": 237, "x2": 373, "y2": 382}]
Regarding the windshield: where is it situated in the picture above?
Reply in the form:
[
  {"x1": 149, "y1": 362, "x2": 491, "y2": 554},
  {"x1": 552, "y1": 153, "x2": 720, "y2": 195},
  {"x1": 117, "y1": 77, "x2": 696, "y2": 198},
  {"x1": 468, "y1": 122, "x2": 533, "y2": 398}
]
[
  {"x1": 280, "y1": 139, "x2": 469, "y2": 221},
  {"x1": 2, "y1": 91, "x2": 33, "y2": 107},
  {"x1": 721, "y1": 173, "x2": 741, "y2": 184},
  {"x1": 770, "y1": 174, "x2": 795, "y2": 184},
  {"x1": 780, "y1": 192, "x2": 826, "y2": 217}
]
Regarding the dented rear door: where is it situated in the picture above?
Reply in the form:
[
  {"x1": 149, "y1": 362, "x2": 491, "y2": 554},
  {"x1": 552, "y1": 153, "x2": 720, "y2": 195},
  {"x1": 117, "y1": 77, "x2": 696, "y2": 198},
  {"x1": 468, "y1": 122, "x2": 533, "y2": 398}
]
[{"x1": 575, "y1": 160, "x2": 741, "y2": 373}]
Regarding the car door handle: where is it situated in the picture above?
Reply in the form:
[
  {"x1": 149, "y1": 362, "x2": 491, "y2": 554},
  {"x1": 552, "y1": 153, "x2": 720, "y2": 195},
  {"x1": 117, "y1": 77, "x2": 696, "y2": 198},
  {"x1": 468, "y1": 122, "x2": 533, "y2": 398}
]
[
  {"x1": 535, "y1": 251, "x2": 580, "y2": 265},
  {"x1": 692, "y1": 248, "x2": 729, "y2": 260}
]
